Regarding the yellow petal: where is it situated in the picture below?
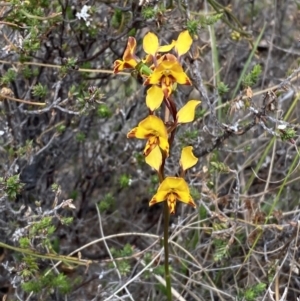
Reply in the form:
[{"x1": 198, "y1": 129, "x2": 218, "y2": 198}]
[
  {"x1": 149, "y1": 192, "x2": 166, "y2": 207},
  {"x1": 149, "y1": 182, "x2": 170, "y2": 206},
  {"x1": 140, "y1": 115, "x2": 168, "y2": 138},
  {"x1": 169, "y1": 62, "x2": 191, "y2": 85},
  {"x1": 158, "y1": 136, "x2": 169, "y2": 156},
  {"x1": 161, "y1": 177, "x2": 188, "y2": 193},
  {"x1": 128, "y1": 115, "x2": 167, "y2": 139},
  {"x1": 145, "y1": 145, "x2": 162, "y2": 171},
  {"x1": 158, "y1": 40, "x2": 176, "y2": 52},
  {"x1": 175, "y1": 30, "x2": 193, "y2": 57},
  {"x1": 160, "y1": 177, "x2": 196, "y2": 207},
  {"x1": 149, "y1": 177, "x2": 196, "y2": 212},
  {"x1": 180, "y1": 146, "x2": 198, "y2": 171},
  {"x1": 165, "y1": 178, "x2": 195, "y2": 208},
  {"x1": 144, "y1": 65, "x2": 164, "y2": 85},
  {"x1": 177, "y1": 100, "x2": 201, "y2": 124},
  {"x1": 143, "y1": 32, "x2": 159, "y2": 56},
  {"x1": 146, "y1": 86, "x2": 164, "y2": 111}
]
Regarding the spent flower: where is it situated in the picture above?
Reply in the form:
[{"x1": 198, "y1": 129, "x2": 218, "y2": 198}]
[{"x1": 113, "y1": 37, "x2": 139, "y2": 73}]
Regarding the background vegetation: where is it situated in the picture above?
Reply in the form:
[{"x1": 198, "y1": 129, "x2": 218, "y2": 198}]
[{"x1": 0, "y1": 0, "x2": 300, "y2": 300}]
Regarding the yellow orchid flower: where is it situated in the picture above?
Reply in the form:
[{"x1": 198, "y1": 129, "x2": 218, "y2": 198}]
[
  {"x1": 127, "y1": 115, "x2": 169, "y2": 170},
  {"x1": 177, "y1": 100, "x2": 201, "y2": 123},
  {"x1": 113, "y1": 37, "x2": 139, "y2": 74},
  {"x1": 143, "y1": 32, "x2": 175, "y2": 58},
  {"x1": 144, "y1": 60, "x2": 191, "y2": 97},
  {"x1": 149, "y1": 177, "x2": 196, "y2": 214},
  {"x1": 180, "y1": 146, "x2": 198, "y2": 171},
  {"x1": 174, "y1": 30, "x2": 193, "y2": 57}
]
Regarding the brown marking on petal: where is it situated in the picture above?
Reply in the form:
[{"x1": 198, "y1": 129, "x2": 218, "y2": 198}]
[
  {"x1": 113, "y1": 61, "x2": 122, "y2": 74},
  {"x1": 144, "y1": 136, "x2": 158, "y2": 156},
  {"x1": 149, "y1": 198, "x2": 157, "y2": 206},
  {"x1": 143, "y1": 78, "x2": 150, "y2": 86},
  {"x1": 185, "y1": 77, "x2": 192, "y2": 85},
  {"x1": 167, "y1": 193, "x2": 177, "y2": 214},
  {"x1": 144, "y1": 142, "x2": 156, "y2": 156},
  {"x1": 127, "y1": 128, "x2": 137, "y2": 138},
  {"x1": 168, "y1": 200, "x2": 176, "y2": 214},
  {"x1": 123, "y1": 62, "x2": 134, "y2": 69},
  {"x1": 123, "y1": 37, "x2": 136, "y2": 61},
  {"x1": 188, "y1": 200, "x2": 196, "y2": 208}
]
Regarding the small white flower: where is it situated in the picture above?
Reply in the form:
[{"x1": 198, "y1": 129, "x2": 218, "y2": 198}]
[
  {"x1": 236, "y1": 100, "x2": 244, "y2": 110},
  {"x1": 76, "y1": 5, "x2": 91, "y2": 26},
  {"x1": 278, "y1": 124, "x2": 287, "y2": 130}
]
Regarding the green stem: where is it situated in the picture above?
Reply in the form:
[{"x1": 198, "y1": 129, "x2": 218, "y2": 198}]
[
  {"x1": 163, "y1": 202, "x2": 172, "y2": 301},
  {"x1": 0, "y1": 241, "x2": 89, "y2": 266}
]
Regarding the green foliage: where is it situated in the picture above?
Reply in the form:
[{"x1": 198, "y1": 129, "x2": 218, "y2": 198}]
[
  {"x1": 199, "y1": 203, "x2": 208, "y2": 220},
  {"x1": 240, "y1": 283, "x2": 266, "y2": 301},
  {"x1": 242, "y1": 64, "x2": 262, "y2": 87},
  {"x1": 200, "y1": 13, "x2": 223, "y2": 26},
  {"x1": 97, "y1": 104, "x2": 112, "y2": 118},
  {"x1": 61, "y1": 217, "x2": 73, "y2": 225},
  {"x1": 195, "y1": 107, "x2": 206, "y2": 119},
  {"x1": 111, "y1": 8, "x2": 122, "y2": 29},
  {"x1": 15, "y1": 139, "x2": 33, "y2": 157},
  {"x1": 142, "y1": 7, "x2": 156, "y2": 19},
  {"x1": 22, "y1": 272, "x2": 71, "y2": 295},
  {"x1": 148, "y1": 174, "x2": 159, "y2": 194},
  {"x1": 217, "y1": 81, "x2": 230, "y2": 95},
  {"x1": 154, "y1": 265, "x2": 165, "y2": 276},
  {"x1": 109, "y1": 243, "x2": 133, "y2": 276},
  {"x1": 19, "y1": 237, "x2": 30, "y2": 248},
  {"x1": 119, "y1": 174, "x2": 131, "y2": 188},
  {"x1": 60, "y1": 57, "x2": 78, "y2": 77},
  {"x1": 0, "y1": 174, "x2": 24, "y2": 200},
  {"x1": 51, "y1": 183, "x2": 59, "y2": 192},
  {"x1": 186, "y1": 20, "x2": 199, "y2": 36},
  {"x1": 212, "y1": 238, "x2": 229, "y2": 262},
  {"x1": 187, "y1": 13, "x2": 223, "y2": 36},
  {"x1": 190, "y1": 186, "x2": 200, "y2": 200},
  {"x1": 278, "y1": 127, "x2": 296, "y2": 142},
  {"x1": 98, "y1": 193, "x2": 115, "y2": 212},
  {"x1": 56, "y1": 124, "x2": 66, "y2": 133},
  {"x1": 22, "y1": 66, "x2": 33, "y2": 79},
  {"x1": 111, "y1": 8, "x2": 132, "y2": 32},
  {"x1": 32, "y1": 83, "x2": 48, "y2": 98},
  {"x1": 134, "y1": 152, "x2": 145, "y2": 167},
  {"x1": 22, "y1": 27, "x2": 41, "y2": 52},
  {"x1": 0, "y1": 68, "x2": 17, "y2": 85},
  {"x1": 29, "y1": 217, "x2": 54, "y2": 236},
  {"x1": 179, "y1": 129, "x2": 198, "y2": 145},
  {"x1": 210, "y1": 161, "x2": 230, "y2": 173},
  {"x1": 69, "y1": 190, "x2": 78, "y2": 200},
  {"x1": 75, "y1": 132, "x2": 86, "y2": 142},
  {"x1": 128, "y1": 28, "x2": 137, "y2": 37}
]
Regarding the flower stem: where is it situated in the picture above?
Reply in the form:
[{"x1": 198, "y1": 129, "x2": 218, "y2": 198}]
[{"x1": 163, "y1": 201, "x2": 172, "y2": 301}]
